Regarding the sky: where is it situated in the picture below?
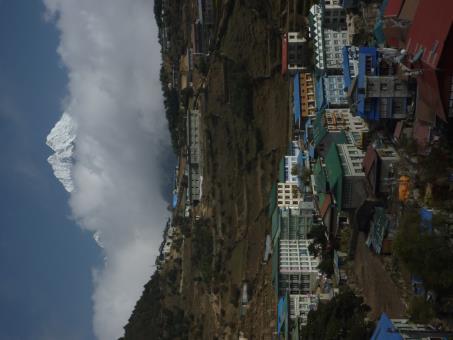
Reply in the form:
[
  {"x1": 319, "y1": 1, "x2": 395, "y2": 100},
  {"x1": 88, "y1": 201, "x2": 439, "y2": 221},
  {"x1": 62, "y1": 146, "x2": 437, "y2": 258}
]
[{"x1": 0, "y1": 1, "x2": 171, "y2": 339}]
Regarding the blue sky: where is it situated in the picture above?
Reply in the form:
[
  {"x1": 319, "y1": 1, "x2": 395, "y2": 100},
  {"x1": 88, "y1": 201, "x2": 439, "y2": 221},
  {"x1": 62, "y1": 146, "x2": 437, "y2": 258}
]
[{"x1": 0, "y1": 1, "x2": 101, "y2": 339}]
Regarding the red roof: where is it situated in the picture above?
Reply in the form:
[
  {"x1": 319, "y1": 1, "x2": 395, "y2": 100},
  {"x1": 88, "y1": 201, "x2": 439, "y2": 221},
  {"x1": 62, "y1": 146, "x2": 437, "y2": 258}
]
[
  {"x1": 281, "y1": 33, "x2": 288, "y2": 76},
  {"x1": 413, "y1": 120, "x2": 431, "y2": 155},
  {"x1": 406, "y1": 0, "x2": 453, "y2": 69},
  {"x1": 384, "y1": 0, "x2": 404, "y2": 18},
  {"x1": 362, "y1": 145, "x2": 378, "y2": 177},
  {"x1": 416, "y1": 67, "x2": 447, "y2": 122},
  {"x1": 320, "y1": 194, "x2": 332, "y2": 218}
]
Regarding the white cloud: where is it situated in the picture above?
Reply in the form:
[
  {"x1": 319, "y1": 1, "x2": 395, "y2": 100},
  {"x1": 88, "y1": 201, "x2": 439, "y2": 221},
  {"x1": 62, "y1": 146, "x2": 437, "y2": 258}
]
[{"x1": 43, "y1": 0, "x2": 170, "y2": 339}]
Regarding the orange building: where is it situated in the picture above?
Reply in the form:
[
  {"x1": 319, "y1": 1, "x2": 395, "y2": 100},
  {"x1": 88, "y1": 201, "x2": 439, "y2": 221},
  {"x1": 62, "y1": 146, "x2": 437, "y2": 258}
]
[{"x1": 299, "y1": 72, "x2": 316, "y2": 118}]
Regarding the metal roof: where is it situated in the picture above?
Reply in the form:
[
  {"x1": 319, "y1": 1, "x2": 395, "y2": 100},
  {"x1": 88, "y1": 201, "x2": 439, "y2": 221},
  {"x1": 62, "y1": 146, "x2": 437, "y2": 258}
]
[
  {"x1": 325, "y1": 144, "x2": 343, "y2": 210},
  {"x1": 371, "y1": 313, "x2": 403, "y2": 340},
  {"x1": 293, "y1": 73, "x2": 301, "y2": 125}
]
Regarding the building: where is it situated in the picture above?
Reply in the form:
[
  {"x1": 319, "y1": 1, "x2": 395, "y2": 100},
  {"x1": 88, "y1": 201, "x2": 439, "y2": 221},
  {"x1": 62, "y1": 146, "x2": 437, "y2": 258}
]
[
  {"x1": 284, "y1": 141, "x2": 301, "y2": 183},
  {"x1": 278, "y1": 239, "x2": 320, "y2": 295},
  {"x1": 300, "y1": 72, "x2": 317, "y2": 119},
  {"x1": 342, "y1": 45, "x2": 360, "y2": 93},
  {"x1": 278, "y1": 182, "x2": 303, "y2": 208},
  {"x1": 324, "y1": 75, "x2": 348, "y2": 107},
  {"x1": 325, "y1": 143, "x2": 367, "y2": 210},
  {"x1": 324, "y1": 108, "x2": 369, "y2": 148},
  {"x1": 309, "y1": 5, "x2": 325, "y2": 71},
  {"x1": 287, "y1": 32, "x2": 309, "y2": 73},
  {"x1": 324, "y1": 30, "x2": 349, "y2": 69},
  {"x1": 348, "y1": 47, "x2": 411, "y2": 120},
  {"x1": 279, "y1": 206, "x2": 315, "y2": 240},
  {"x1": 362, "y1": 144, "x2": 400, "y2": 196},
  {"x1": 309, "y1": 3, "x2": 347, "y2": 72},
  {"x1": 187, "y1": 108, "x2": 203, "y2": 203},
  {"x1": 371, "y1": 313, "x2": 453, "y2": 339},
  {"x1": 366, "y1": 207, "x2": 394, "y2": 255},
  {"x1": 289, "y1": 294, "x2": 319, "y2": 325}
]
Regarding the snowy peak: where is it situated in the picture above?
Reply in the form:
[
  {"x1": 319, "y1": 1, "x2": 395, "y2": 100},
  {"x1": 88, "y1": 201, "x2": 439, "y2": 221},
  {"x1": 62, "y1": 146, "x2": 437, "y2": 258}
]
[{"x1": 46, "y1": 112, "x2": 77, "y2": 193}]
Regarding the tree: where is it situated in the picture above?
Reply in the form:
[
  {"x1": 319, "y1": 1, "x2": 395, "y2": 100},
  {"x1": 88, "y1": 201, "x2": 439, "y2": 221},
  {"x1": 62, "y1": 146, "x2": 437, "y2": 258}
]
[
  {"x1": 394, "y1": 211, "x2": 453, "y2": 295},
  {"x1": 301, "y1": 288, "x2": 374, "y2": 340},
  {"x1": 318, "y1": 258, "x2": 334, "y2": 277}
]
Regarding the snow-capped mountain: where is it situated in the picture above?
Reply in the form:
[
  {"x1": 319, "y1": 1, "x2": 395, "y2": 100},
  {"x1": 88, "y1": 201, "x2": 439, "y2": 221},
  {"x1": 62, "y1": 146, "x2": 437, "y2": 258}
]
[{"x1": 46, "y1": 112, "x2": 77, "y2": 193}]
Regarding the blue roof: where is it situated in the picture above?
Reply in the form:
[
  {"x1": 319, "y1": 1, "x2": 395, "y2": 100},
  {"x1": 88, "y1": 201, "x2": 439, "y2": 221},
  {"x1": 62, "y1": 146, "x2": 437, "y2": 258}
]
[
  {"x1": 293, "y1": 73, "x2": 301, "y2": 125},
  {"x1": 277, "y1": 296, "x2": 288, "y2": 337},
  {"x1": 342, "y1": 46, "x2": 352, "y2": 91},
  {"x1": 371, "y1": 313, "x2": 403, "y2": 340}
]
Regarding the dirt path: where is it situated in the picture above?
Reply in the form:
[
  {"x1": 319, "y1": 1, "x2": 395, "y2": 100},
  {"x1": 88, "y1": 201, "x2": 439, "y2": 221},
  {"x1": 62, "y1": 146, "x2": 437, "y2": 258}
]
[{"x1": 352, "y1": 232, "x2": 406, "y2": 319}]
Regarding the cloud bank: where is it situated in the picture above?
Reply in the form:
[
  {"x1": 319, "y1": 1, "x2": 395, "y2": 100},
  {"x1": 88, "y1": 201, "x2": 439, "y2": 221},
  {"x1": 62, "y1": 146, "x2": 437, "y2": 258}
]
[{"x1": 43, "y1": 0, "x2": 169, "y2": 339}]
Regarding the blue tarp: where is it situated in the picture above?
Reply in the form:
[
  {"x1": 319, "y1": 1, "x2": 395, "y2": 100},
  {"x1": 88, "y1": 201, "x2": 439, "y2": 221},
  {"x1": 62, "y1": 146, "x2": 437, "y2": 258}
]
[
  {"x1": 342, "y1": 46, "x2": 352, "y2": 91},
  {"x1": 172, "y1": 192, "x2": 178, "y2": 208},
  {"x1": 277, "y1": 296, "x2": 288, "y2": 337},
  {"x1": 420, "y1": 208, "x2": 433, "y2": 233},
  {"x1": 370, "y1": 313, "x2": 403, "y2": 340},
  {"x1": 293, "y1": 73, "x2": 301, "y2": 126}
]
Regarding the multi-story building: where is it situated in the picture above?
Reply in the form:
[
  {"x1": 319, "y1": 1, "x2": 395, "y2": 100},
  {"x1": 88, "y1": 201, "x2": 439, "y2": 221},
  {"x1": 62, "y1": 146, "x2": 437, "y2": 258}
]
[
  {"x1": 278, "y1": 182, "x2": 303, "y2": 208},
  {"x1": 289, "y1": 294, "x2": 319, "y2": 325},
  {"x1": 187, "y1": 108, "x2": 203, "y2": 203},
  {"x1": 287, "y1": 32, "x2": 308, "y2": 73},
  {"x1": 342, "y1": 45, "x2": 360, "y2": 92},
  {"x1": 324, "y1": 30, "x2": 349, "y2": 69},
  {"x1": 372, "y1": 313, "x2": 453, "y2": 340},
  {"x1": 348, "y1": 47, "x2": 411, "y2": 120},
  {"x1": 325, "y1": 143, "x2": 367, "y2": 210},
  {"x1": 278, "y1": 239, "x2": 320, "y2": 295},
  {"x1": 299, "y1": 72, "x2": 316, "y2": 118},
  {"x1": 284, "y1": 141, "x2": 301, "y2": 183},
  {"x1": 324, "y1": 108, "x2": 368, "y2": 148},
  {"x1": 279, "y1": 206, "x2": 315, "y2": 240},
  {"x1": 363, "y1": 144, "x2": 400, "y2": 196},
  {"x1": 324, "y1": 75, "x2": 348, "y2": 107}
]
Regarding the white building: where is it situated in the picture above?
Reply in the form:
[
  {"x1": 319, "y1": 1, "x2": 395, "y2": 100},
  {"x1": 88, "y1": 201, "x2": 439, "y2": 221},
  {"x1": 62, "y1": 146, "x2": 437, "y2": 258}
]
[
  {"x1": 187, "y1": 108, "x2": 203, "y2": 202},
  {"x1": 309, "y1": 5, "x2": 325, "y2": 71},
  {"x1": 284, "y1": 141, "x2": 301, "y2": 183},
  {"x1": 309, "y1": 2, "x2": 347, "y2": 71},
  {"x1": 289, "y1": 294, "x2": 319, "y2": 325},
  {"x1": 279, "y1": 239, "x2": 320, "y2": 295},
  {"x1": 324, "y1": 30, "x2": 349, "y2": 69}
]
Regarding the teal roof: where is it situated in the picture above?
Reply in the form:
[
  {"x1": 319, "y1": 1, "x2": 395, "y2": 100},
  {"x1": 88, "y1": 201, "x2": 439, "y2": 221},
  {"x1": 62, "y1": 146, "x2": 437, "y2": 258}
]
[
  {"x1": 272, "y1": 241, "x2": 279, "y2": 295},
  {"x1": 272, "y1": 207, "x2": 281, "y2": 246},
  {"x1": 268, "y1": 182, "x2": 277, "y2": 217},
  {"x1": 325, "y1": 144, "x2": 343, "y2": 210},
  {"x1": 313, "y1": 109, "x2": 327, "y2": 147},
  {"x1": 279, "y1": 158, "x2": 285, "y2": 182}
]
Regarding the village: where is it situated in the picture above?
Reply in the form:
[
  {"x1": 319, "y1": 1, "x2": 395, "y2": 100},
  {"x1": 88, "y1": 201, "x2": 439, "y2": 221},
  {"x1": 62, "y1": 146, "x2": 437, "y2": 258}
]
[{"x1": 147, "y1": 0, "x2": 453, "y2": 339}]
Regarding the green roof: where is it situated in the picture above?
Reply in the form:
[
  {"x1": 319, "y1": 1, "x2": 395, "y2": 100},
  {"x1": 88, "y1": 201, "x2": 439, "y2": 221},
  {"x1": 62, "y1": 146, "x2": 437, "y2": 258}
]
[
  {"x1": 272, "y1": 241, "x2": 279, "y2": 295},
  {"x1": 325, "y1": 144, "x2": 343, "y2": 210},
  {"x1": 268, "y1": 182, "x2": 277, "y2": 217},
  {"x1": 291, "y1": 317, "x2": 300, "y2": 340},
  {"x1": 332, "y1": 131, "x2": 348, "y2": 145},
  {"x1": 313, "y1": 159, "x2": 327, "y2": 194},
  {"x1": 272, "y1": 207, "x2": 281, "y2": 246},
  {"x1": 313, "y1": 109, "x2": 327, "y2": 147},
  {"x1": 279, "y1": 158, "x2": 285, "y2": 182}
]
